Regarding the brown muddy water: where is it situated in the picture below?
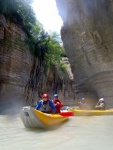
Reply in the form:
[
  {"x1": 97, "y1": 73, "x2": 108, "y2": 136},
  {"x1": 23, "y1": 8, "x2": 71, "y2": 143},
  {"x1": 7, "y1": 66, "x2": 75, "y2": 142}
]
[{"x1": 0, "y1": 114, "x2": 113, "y2": 150}]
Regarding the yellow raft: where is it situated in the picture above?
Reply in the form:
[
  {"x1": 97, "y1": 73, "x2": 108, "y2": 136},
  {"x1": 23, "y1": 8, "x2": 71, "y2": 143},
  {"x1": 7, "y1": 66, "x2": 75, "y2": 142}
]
[
  {"x1": 20, "y1": 106, "x2": 69, "y2": 128},
  {"x1": 70, "y1": 108, "x2": 113, "y2": 116}
]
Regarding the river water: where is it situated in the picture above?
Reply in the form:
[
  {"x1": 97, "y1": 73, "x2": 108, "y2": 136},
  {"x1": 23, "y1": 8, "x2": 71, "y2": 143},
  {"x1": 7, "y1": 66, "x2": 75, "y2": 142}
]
[{"x1": 0, "y1": 114, "x2": 113, "y2": 150}]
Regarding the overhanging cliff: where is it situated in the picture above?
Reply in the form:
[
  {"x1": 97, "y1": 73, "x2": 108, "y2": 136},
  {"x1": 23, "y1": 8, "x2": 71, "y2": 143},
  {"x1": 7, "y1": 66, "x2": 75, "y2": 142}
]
[{"x1": 56, "y1": 0, "x2": 113, "y2": 108}]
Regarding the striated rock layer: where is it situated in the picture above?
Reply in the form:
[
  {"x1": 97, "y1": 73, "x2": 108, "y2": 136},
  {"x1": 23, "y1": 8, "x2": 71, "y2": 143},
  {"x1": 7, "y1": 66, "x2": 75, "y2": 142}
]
[
  {"x1": 0, "y1": 15, "x2": 75, "y2": 112},
  {"x1": 0, "y1": 15, "x2": 34, "y2": 110},
  {"x1": 56, "y1": 0, "x2": 113, "y2": 108}
]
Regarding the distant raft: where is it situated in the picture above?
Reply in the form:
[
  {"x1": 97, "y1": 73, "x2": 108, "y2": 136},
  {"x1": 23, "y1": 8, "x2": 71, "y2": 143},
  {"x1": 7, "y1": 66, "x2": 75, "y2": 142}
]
[
  {"x1": 70, "y1": 108, "x2": 113, "y2": 116},
  {"x1": 20, "y1": 106, "x2": 69, "y2": 128}
]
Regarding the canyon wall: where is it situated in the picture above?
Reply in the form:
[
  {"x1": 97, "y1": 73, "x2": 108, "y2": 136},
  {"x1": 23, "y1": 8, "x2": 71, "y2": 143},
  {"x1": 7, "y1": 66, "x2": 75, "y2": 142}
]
[
  {"x1": 56, "y1": 0, "x2": 113, "y2": 108},
  {"x1": 0, "y1": 15, "x2": 34, "y2": 111},
  {"x1": 0, "y1": 15, "x2": 75, "y2": 112}
]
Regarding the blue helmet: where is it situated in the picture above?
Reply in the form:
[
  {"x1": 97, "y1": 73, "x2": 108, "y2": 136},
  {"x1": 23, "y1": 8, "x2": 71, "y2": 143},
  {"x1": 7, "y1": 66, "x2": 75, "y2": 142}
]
[{"x1": 54, "y1": 94, "x2": 58, "y2": 97}]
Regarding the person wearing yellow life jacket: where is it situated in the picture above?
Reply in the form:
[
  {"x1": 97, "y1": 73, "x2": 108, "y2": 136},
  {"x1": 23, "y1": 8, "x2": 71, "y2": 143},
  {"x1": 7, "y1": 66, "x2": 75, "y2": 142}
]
[{"x1": 35, "y1": 94, "x2": 56, "y2": 113}]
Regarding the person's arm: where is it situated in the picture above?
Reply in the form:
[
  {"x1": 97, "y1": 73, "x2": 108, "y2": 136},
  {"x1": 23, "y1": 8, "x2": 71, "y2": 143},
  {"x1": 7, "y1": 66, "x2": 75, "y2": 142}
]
[
  {"x1": 78, "y1": 102, "x2": 82, "y2": 106},
  {"x1": 60, "y1": 102, "x2": 64, "y2": 108},
  {"x1": 49, "y1": 100, "x2": 56, "y2": 113},
  {"x1": 95, "y1": 101, "x2": 100, "y2": 107},
  {"x1": 95, "y1": 105, "x2": 100, "y2": 108},
  {"x1": 35, "y1": 100, "x2": 42, "y2": 110},
  {"x1": 58, "y1": 100, "x2": 64, "y2": 108}
]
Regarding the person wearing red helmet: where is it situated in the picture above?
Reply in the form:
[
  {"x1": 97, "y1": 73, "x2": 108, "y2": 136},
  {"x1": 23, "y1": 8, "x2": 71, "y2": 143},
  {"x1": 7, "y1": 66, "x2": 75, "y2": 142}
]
[
  {"x1": 35, "y1": 93, "x2": 56, "y2": 113},
  {"x1": 53, "y1": 94, "x2": 64, "y2": 113}
]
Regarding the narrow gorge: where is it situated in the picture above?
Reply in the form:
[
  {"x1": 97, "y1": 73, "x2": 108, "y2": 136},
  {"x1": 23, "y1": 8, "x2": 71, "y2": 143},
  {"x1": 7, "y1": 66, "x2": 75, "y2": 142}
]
[
  {"x1": 0, "y1": 15, "x2": 75, "y2": 112},
  {"x1": 56, "y1": 0, "x2": 113, "y2": 108}
]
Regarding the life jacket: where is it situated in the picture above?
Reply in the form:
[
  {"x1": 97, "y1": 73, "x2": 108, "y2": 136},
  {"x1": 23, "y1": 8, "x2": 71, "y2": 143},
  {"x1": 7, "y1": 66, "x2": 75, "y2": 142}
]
[
  {"x1": 53, "y1": 99, "x2": 64, "y2": 113},
  {"x1": 39, "y1": 100, "x2": 53, "y2": 113},
  {"x1": 100, "y1": 102, "x2": 106, "y2": 110}
]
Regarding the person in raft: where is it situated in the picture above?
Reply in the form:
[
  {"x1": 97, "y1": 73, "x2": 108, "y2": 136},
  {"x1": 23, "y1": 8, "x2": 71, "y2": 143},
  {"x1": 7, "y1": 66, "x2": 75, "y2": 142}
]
[
  {"x1": 53, "y1": 94, "x2": 64, "y2": 113},
  {"x1": 35, "y1": 93, "x2": 56, "y2": 113},
  {"x1": 78, "y1": 98, "x2": 87, "y2": 110},
  {"x1": 95, "y1": 98, "x2": 106, "y2": 110}
]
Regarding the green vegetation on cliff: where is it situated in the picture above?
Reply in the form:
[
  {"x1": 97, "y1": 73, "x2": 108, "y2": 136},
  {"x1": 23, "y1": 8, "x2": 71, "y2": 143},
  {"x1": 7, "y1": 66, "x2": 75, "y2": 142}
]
[
  {"x1": 0, "y1": 0, "x2": 67, "y2": 71},
  {"x1": 0, "y1": 0, "x2": 36, "y2": 36}
]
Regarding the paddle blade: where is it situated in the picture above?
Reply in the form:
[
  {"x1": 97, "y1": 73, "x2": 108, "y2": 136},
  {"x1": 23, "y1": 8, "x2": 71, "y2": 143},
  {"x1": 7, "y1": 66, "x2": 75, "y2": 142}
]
[{"x1": 60, "y1": 111, "x2": 74, "y2": 117}]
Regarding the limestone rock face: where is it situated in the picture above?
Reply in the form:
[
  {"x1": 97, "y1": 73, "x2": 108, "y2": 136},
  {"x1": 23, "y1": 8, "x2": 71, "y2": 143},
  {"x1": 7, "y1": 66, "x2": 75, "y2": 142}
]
[
  {"x1": 56, "y1": 0, "x2": 113, "y2": 108},
  {"x1": 0, "y1": 15, "x2": 34, "y2": 109},
  {"x1": 0, "y1": 15, "x2": 75, "y2": 112}
]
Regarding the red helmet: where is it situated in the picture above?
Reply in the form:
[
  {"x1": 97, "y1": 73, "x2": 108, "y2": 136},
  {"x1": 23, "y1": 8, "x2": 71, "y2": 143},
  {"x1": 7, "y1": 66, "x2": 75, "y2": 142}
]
[{"x1": 42, "y1": 93, "x2": 49, "y2": 98}]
